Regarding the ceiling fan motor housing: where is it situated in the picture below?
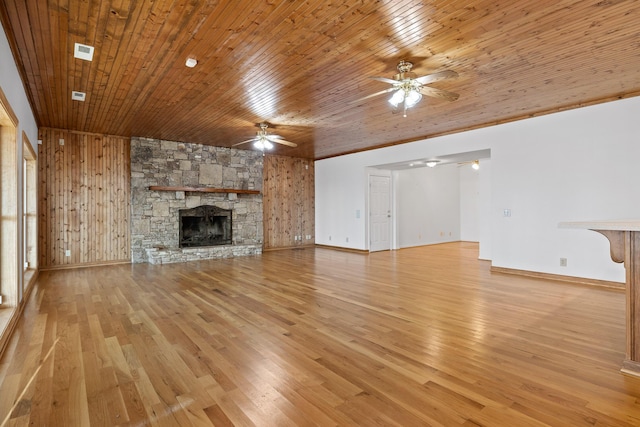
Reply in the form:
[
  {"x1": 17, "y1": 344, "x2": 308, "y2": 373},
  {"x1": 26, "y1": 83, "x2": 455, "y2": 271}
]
[{"x1": 394, "y1": 60, "x2": 417, "y2": 81}]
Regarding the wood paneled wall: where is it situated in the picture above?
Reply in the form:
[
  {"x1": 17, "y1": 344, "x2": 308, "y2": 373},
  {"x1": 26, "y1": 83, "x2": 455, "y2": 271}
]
[
  {"x1": 38, "y1": 128, "x2": 130, "y2": 269},
  {"x1": 37, "y1": 130, "x2": 312, "y2": 262},
  {"x1": 263, "y1": 155, "x2": 314, "y2": 250}
]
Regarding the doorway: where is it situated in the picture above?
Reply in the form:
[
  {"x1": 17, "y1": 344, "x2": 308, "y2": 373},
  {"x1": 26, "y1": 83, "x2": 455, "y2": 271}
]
[{"x1": 369, "y1": 174, "x2": 391, "y2": 252}]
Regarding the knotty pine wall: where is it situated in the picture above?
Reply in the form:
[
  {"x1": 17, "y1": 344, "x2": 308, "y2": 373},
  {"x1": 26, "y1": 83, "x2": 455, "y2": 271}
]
[
  {"x1": 38, "y1": 128, "x2": 131, "y2": 269},
  {"x1": 38, "y1": 130, "x2": 313, "y2": 265},
  {"x1": 263, "y1": 155, "x2": 314, "y2": 250}
]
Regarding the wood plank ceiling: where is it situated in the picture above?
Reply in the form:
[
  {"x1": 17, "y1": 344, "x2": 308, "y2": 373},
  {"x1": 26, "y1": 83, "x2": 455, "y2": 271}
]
[{"x1": 1, "y1": 1, "x2": 640, "y2": 159}]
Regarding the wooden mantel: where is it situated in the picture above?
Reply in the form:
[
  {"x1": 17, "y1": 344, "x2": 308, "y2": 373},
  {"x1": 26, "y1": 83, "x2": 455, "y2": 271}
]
[
  {"x1": 148, "y1": 186, "x2": 260, "y2": 195},
  {"x1": 560, "y1": 219, "x2": 640, "y2": 377}
]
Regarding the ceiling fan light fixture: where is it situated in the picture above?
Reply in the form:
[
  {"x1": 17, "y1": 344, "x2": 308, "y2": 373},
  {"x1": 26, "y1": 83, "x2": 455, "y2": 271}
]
[
  {"x1": 356, "y1": 60, "x2": 458, "y2": 118},
  {"x1": 232, "y1": 122, "x2": 298, "y2": 150},
  {"x1": 405, "y1": 89, "x2": 422, "y2": 108},
  {"x1": 253, "y1": 136, "x2": 273, "y2": 151},
  {"x1": 388, "y1": 89, "x2": 405, "y2": 107}
]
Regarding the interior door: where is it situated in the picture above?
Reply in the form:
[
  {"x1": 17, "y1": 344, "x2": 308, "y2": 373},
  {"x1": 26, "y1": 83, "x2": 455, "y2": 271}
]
[{"x1": 369, "y1": 174, "x2": 391, "y2": 252}]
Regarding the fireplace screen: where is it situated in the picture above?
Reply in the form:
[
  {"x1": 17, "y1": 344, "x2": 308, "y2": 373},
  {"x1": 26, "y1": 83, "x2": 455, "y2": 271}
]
[{"x1": 179, "y1": 205, "x2": 232, "y2": 248}]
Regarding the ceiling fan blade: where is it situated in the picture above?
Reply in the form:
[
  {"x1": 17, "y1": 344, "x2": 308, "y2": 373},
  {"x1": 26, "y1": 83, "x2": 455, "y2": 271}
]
[
  {"x1": 369, "y1": 76, "x2": 398, "y2": 84},
  {"x1": 419, "y1": 86, "x2": 460, "y2": 101},
  {"x1": 266, "y1": 136, "x2": 297, "y2": 147},
  {"x1": 232, "y1": 138, "x2": 256, "y2": 147},
  {"x1": 415, "y1": 69, "x2": 458, "y2": 85},
  {"x1": 349, "y1": 87, "x2": 396, "y2": 104}
]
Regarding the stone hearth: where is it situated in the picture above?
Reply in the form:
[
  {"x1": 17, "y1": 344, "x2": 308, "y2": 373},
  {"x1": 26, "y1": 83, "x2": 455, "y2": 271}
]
[{"x1": 130, "y1": 137, "x2": 263, "y2": 264}]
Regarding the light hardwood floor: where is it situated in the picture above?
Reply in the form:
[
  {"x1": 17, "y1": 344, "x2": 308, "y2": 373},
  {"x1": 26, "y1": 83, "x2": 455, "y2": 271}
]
[{"x1": 1, "y1": 242, "x2": 640, "y2": 426}]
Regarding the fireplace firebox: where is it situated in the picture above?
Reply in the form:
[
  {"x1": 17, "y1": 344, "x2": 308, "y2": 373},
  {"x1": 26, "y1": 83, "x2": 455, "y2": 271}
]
[{"x1": 179, "y1": 205, "x2": 232, "y2": 248}]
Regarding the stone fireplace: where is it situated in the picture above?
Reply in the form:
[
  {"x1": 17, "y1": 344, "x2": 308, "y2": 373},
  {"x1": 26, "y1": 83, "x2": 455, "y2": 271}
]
[
  {"x1": 130, "y1": 137, "x2": 263, "y2": 264},
  {"x1": 179, "y1": 205, "x2": 232, "y2": 248}
]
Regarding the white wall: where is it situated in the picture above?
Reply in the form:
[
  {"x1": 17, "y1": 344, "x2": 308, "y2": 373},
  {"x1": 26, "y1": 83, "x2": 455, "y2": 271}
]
[
  {"x1": 477, "y1": 159, "x2": 492, "y2": 260},
  {"x1": 316, "y1": 97, "x2": 640, "y2": 282},
  {"x1": 316, "y1": 131, "x2": 486, "y2": 250},
  {"x1": 395, "y1": 164, "x2": 461, "y2": 247},
  {"x1": 489, "y1": 102, "x2": 638, "y2": 282},
  {"x1": 0, "y1": 23, "x2": 38, "y2": 150},
  {"x1": 459, "y1": 165, "x2": 480, "y2": 242},
  {"x1": 316, "y1": 155, "x2": 368, "y2": 248}
]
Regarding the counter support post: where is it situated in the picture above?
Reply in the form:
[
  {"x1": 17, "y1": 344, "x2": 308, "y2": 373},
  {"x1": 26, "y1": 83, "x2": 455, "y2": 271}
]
[{"x1": 595, "y1": 229, "x2": 640, "y2": 376}]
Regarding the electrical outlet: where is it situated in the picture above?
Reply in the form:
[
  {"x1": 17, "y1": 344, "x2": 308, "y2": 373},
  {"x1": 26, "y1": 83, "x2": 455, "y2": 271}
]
[
  {"x1": 65, "y1": 249, "x2": 71, "y2": 257},
  {"x1": 560, "y1": 258, "x2": 567, "y2": 267}
]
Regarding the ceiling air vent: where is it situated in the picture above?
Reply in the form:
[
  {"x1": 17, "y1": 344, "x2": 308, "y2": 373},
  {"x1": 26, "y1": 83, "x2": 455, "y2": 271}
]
[
  {"x1": 71, "y1": 91, "x2": 86, "y2": 101},
  {"x1": 74, "y1": 43, "x2": 94, "y2": 61}
]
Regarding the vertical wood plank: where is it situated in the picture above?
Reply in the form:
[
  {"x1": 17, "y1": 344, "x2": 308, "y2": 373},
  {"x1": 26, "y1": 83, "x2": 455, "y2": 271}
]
[
  {"x1": 305, "y1": 161, "x2": 315, "y2": 242},
  {"x1": 37, "y1": 128, "x2": 131, "y2": 268},
  {"x1": 71, "y1": 133, "x2": 80, "y2": 265},
  {"x1": 262, "y1": 154, "x2": 314, "y2": 250},
  {"x1": 55, "y1": 129, "x2": 63, "y2": 265},
  {"x1": 37, "y1": 131, "x2": 47, "y2": 268},
  {"x1": 88, "y1": 133, "x2": 95, "y2": 263},
  {"x1": 80, "y1": 132, "x2": 88, "y2": 263}
]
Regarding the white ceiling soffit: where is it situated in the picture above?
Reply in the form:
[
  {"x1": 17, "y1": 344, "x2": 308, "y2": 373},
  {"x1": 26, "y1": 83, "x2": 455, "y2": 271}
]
[{"x1": 373, "y1": 149, "x2": 491, "y2": 170}]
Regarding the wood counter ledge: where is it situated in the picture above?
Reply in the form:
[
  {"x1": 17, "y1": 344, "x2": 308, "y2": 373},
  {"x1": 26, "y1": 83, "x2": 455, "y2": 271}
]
[
  {"x1": 560, "y1": 219, "x2": 640, "y2": 377},
  {"x1": 148, "y1": 186, "x2": 260, "y2": 194},
  {"x1": 559, "y1": 219, "x2": 640, "y2": 231}
]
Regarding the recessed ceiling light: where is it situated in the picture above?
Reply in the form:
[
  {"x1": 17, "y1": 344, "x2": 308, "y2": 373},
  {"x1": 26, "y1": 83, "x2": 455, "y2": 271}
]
[
  {"x1": 74, "y1": 43, "x2": 94, "y2": 61},
  {"x1": 185, "y1": 58, "x2": 198, "y2": 68},
  {"x1": 71, "y1": 91, "x2": 86, "y2": 101},
  {"x1": 426, "y1": 160, "x2": 440, "y2": 167}
]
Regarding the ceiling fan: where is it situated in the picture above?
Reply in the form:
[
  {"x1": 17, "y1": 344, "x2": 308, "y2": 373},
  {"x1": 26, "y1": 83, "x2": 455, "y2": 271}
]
[
  {"x1": 354, "y1": 60, "x2": 459, "y2": 117},
  {"x1": 232, "y1": 123, "x2": 297, "y2": 151}
]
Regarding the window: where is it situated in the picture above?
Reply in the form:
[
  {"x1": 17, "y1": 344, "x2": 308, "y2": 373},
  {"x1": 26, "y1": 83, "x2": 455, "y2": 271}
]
[
  {"x1": 0, "y1": 87, "x2": 18, "y2": 319},
  {"x1": 23, "y1": 135, "x2": 37, "y2": 286}
]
